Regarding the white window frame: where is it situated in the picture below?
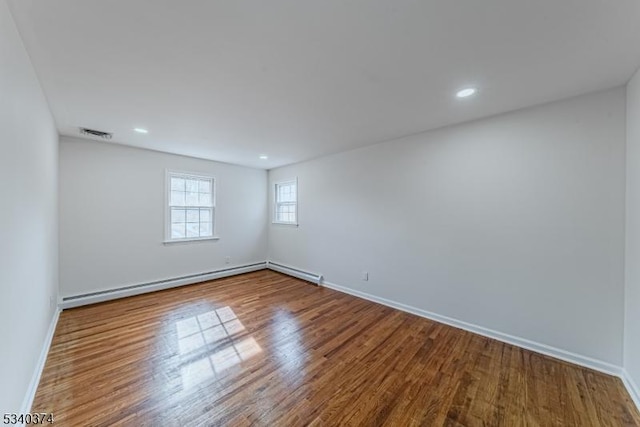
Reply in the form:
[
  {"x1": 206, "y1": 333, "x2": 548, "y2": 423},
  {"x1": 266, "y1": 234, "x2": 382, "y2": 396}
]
[
  {"x1": 164, "y1": 170, "x2": 219, "y2": 243},
  {"x1": 273, "y1": 178, "x2": 298, "y2": 226}
]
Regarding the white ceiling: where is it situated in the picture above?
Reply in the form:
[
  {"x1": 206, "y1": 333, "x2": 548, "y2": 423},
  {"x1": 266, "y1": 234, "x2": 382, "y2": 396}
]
[{"x1": 8, "y1": 0, "x2": 640, "y2": 169}]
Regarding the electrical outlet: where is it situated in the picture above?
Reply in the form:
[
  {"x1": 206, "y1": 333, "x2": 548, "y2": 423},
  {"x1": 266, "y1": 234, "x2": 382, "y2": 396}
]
[
  {"x1": 361, "y1": 271, "x2": 368, "y2": 281},
  {"x1": 225, "y1": 256, "x2": 231, "y2": 265}
]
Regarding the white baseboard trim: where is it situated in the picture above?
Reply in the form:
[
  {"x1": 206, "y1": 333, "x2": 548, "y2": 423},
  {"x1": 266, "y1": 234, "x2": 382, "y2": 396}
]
[
  {"x1": 621, "y1": 369, "x2": 640, "y2": 412},
  {"x1": 322, "y1": 280, "x2": 622, "y2": 377},
  {"x1": 266, "y1": 261, "x2": 323, "y2": 285},
  {"x1": 60, "y1": 262, "x2": 267, "y2": 309},
  {"x1": 20, "y1": 307, "x2": 61, "y2": 415}
]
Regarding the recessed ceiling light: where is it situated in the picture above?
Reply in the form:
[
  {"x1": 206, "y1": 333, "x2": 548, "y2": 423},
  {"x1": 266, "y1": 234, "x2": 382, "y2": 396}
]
[
  {"x1": 133, "y1": 128, "x2": 148, "y2": 134},
  {"x1": 456, "y1": 88, "x2": 477, "y2": 98},
  {"x1": 259, "y1": 155, "x2": 268, "y2": 160}
]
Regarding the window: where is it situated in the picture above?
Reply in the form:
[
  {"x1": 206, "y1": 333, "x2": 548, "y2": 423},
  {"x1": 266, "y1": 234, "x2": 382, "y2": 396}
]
[
  {"x1": 274, "y1": 179, "x2": 297, "y2": 225},
  {"x1": 166, "y1": 171, "x2": 215, "y2": 242}
]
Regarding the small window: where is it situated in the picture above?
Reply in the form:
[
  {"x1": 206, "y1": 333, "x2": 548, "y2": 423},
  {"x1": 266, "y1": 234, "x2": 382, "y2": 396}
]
[
  {"x1": 274, "y1": 179, "x2": 297, "y2": 225},
  {"x1": 166, "y1": 171, "x2": 215, "y2": 242}
]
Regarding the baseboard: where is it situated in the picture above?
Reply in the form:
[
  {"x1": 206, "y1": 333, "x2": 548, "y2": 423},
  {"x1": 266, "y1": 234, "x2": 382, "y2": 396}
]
[
  {"x1": 266, "y1": 261, "x2": 323, "y2": 284},
  {"x1": 20, "y1": 307, "x2": 60, "y2": 415},
  {"x1": 621, "y1": 369, "x2": 640, "y2": 412},
  {"x1": 322, "y1": 280, "x2": 622, "y2": 377},
  {"x1": 60, "y1": 262, "x2": 267, "y2": 309}
]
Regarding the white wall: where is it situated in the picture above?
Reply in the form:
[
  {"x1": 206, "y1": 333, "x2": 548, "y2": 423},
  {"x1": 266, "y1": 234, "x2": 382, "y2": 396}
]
[
  {"x1": 625, "y1": 68, "x2": 640, "y2": 398},
  {"x1": 0, "y1": 1, "x2": 59, "y2": 413},
  {"x1": 269, "y1": 87, "x2": 626, "y2": 366},
  {"x1": 59, "y1": 138, "x2": 268, "y2": 297}
]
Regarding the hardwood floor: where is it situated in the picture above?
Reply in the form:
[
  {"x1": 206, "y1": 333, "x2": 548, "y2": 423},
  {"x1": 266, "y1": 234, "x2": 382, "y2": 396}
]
[{"x1": 33, "y1": 270, "x2": 639, "y2": 426}]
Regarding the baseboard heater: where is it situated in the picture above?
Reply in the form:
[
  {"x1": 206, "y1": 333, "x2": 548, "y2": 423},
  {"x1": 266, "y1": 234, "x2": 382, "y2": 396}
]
[
  {"x1": 266, "y1": 261, "x2": 323, "y2": 285},
  {"x1": 61, "y1": 262, "x2": 267, "y2": 309}
]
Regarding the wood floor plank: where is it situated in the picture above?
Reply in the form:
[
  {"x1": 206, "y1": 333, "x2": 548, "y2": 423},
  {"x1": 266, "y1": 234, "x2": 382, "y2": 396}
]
[{"x1": 32, "y1": 270, "x2": 640, "y2": 426}]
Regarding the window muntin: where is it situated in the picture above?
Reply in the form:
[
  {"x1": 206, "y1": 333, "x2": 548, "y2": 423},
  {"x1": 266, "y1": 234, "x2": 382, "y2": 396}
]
[
  {"x1": 167, "y1": 172, "x2": 215, "y2": 241},
  {"x1": 274, "y1": 179, "x2": 297, "y2": 225}
]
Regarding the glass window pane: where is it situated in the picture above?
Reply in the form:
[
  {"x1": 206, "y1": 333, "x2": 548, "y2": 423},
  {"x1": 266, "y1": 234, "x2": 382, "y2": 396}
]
[
  {"x1": 171, "y1": 223, "x2": 186, "y2": 239},
  {"x1": 199, "y1": 180, "x2": 211, "y2": 193},
  {"x1": 171, "y1": 191, "x2": 186, "y2": 206},
  {"x1": 186, "y1": 192, "x2": 199, "y2": 205},
  {"x1": 200, "y1": 209, "x2": 211, "y2": 223},
  {"x1": 186, "y1": 223, "x2": 199, "y2": 237},
  {"x1": 171, "y1": 208, "x2": 186, "y2": 223},
  {"x1": 186, "y1": 179, "x2": 199, "y2": 192},
  {"x1": 186, "y1": 209, "x2": 199, "y2": 223},
  {"x1": 200, "y1": 222, "x2": 212, "y2": 236},
  {"x1": 170, "y1": 174, "x2": 214, "y2": 238},
  {"x1": 276, "y1": 200, "x2": 296, "y2": 223},
  {"x1": 276, "y1": 182, "x2": 296, "y2": 203},
  {"x1": 171, "y1": 177, "x2": 185, "y2": 191},
  {"x1": 199, "y1": 192, "x2": 211, "y2": 206}
]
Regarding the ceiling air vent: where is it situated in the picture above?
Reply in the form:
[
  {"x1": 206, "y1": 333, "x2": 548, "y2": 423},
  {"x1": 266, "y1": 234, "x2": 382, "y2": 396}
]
[{"x1": 79, "y1": 127, "x2": 113, "y2": 139}]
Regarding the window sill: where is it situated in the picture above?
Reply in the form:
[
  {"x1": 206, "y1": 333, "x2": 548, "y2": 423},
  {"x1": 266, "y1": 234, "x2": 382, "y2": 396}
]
[
  {"x1": 163, "y1": 236, "x2": 220, "y2": 244},
  {"x1": 272, "y1": 222, "x2": 299, "y2": 227}
]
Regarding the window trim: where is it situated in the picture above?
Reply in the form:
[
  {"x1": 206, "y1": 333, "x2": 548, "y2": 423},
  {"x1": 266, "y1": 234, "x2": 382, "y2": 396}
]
[
  {"x1": 164, "y1": 169, "x2": 219, "y2": 244},
  {"x1": 273, "y1": 178, "x2": 298, "y2": 226}
]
